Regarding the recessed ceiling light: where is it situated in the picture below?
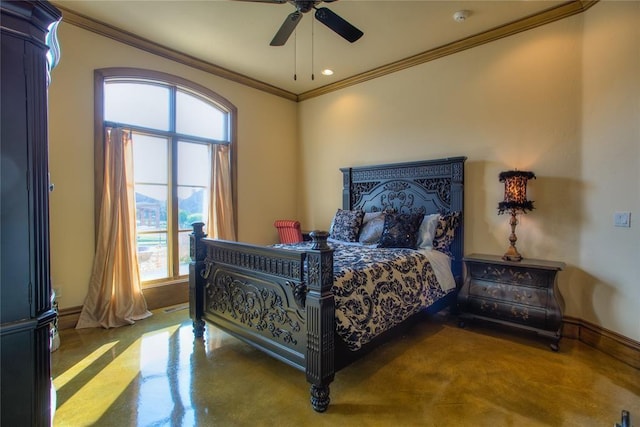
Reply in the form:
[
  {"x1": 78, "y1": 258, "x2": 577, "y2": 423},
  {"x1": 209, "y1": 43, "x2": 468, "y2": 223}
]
[{"x1": 321, "y1": 69, "x2": 334, "y2": 76}]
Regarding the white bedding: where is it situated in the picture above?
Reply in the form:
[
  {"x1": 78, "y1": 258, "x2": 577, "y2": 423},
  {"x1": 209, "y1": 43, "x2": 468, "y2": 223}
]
[{"x1": 418, "y1": 248, "x2": 456, "y2": 292}]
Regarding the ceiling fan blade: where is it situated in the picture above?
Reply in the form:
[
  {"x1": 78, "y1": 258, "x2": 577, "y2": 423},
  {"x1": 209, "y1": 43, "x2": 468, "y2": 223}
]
[
  {"x1": 314, "y1": 7, "x2": 363, "y2": 43},
  {"x1": 270, "y1": 11, "x2": 302, "y2": 46}
]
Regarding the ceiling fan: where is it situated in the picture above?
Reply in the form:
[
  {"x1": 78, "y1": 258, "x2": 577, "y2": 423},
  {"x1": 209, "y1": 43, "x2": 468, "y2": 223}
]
[{"x1": 236, "y1": 0, "x2": 364, "y2": 46}]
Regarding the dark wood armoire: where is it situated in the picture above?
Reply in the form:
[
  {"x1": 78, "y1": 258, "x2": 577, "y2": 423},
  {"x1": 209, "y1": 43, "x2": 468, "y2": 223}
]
[{"x1": 1, "y1": 1, "x2": 61, "y2": 425}]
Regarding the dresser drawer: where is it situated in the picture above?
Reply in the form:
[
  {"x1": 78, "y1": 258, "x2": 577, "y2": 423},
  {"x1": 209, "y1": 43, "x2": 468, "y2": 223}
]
[
  {"x1": 466, "y1": 297, "x2": 548, "y2": 329},
  {"x1": 468, "y1": 280, "x2": 548, "y2": 308},
  {"x1": 467, "y1": 262, "x2": 554, "y2": 288}
]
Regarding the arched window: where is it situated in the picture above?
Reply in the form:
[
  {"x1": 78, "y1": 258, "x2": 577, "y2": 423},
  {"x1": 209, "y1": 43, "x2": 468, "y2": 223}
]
[{"x1": 94, "y1": 68, "x2": 236, "y2": 285}]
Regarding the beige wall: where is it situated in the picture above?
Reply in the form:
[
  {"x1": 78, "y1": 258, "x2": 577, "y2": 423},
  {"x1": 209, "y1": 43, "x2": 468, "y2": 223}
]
[
  {"x1": 48, "y1": 23, "x2": 299, "y2": 309},
  {"x1": 298, "y1": 2, "x2": 639, "y2": 341},
  {"x1": 579, "y1": 1, "x2": 639, "y2": 340}
]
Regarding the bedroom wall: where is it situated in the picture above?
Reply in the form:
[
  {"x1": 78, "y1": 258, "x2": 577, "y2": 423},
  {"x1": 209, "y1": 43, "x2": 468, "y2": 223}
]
[
  {"x1": 579, "y1": 1, "x2": 639, "y2": 341},
  {"x1": 297, "y1": 2, "x2": 639, "y2": 342},
  {"x1": 48, "y1": 23, "x2": 299, "y2": 310}
]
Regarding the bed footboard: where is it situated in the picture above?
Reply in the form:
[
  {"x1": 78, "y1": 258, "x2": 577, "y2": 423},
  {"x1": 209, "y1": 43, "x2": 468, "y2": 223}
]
[
  {"x1": 304, "y1": 231, "x2": 335, "y2": 412},
  {"x1": 189, "y1": 223, "x2": 207, "y2": 338},
  {"x1": 189, "y1": 224, "x2": 336, "y2": 412}
]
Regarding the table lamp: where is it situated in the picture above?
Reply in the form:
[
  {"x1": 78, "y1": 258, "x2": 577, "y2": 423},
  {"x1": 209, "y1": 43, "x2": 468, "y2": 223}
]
[{"x1": 497, "y1": 170, "x2": 536, "y2": 261}]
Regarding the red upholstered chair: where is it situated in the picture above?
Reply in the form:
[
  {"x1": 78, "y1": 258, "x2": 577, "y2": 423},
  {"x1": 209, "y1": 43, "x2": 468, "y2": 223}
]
[{"x1": 274, "y1": 219, "x2": 304, "y2": 244}]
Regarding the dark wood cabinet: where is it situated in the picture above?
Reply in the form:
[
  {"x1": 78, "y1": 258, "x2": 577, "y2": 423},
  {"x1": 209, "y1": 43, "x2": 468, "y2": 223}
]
[
  {"x1": 457, "y1": 254, "x2": 565, "y2": 351},
  {"x1": 1, "y1": 2, "x2": 61, "y2": 425}
]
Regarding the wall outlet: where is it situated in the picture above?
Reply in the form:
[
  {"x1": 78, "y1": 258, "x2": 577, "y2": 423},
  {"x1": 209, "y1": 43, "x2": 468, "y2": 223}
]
[{"x1": 614, "y1": 212, "x2": 631, "y2": 228}]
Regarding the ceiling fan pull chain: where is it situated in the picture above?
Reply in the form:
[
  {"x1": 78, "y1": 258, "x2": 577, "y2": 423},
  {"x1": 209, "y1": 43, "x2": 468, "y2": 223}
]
[
  {"x1": 294, "y1": 30, "x2": 297, "y2": 81},
  {"x1": 311, "y1": 17, "x2": 315, "y2": 80}
]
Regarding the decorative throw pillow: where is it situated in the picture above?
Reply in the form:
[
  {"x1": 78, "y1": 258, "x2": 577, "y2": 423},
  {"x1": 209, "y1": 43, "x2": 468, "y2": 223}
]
[
  {"x1": 358, "y1": 213, "x2": 386, "y2": 244},
  {"x1": 377, "y1": 212, "x2": 425, "y2": 249},
  {"x1": 432, "y1": 211, "x2": 462, "y2": 257},
  {"x1": 362, "y1": 211, "x2": 383, "y2": 223},
  {"x1": 416, "y1": 213, "x2": 441, "y2": 249},
  {"x1": 329, "y1": 209, "x2": 365, "y2": 242}
]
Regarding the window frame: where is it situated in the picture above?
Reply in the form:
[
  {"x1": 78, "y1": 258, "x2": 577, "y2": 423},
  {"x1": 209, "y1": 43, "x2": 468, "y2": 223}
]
[{"x1": 94, "y1": 68, "x2": 237, "y2": 286}]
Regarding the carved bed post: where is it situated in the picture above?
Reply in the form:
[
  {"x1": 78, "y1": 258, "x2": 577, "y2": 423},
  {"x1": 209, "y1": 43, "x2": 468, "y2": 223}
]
[
  {"x1": 190, "y1": 222, "x2": 207, "y2": 338},
  {"x1": 304, "y1": 231, "x2": 335, "y2": 412}
]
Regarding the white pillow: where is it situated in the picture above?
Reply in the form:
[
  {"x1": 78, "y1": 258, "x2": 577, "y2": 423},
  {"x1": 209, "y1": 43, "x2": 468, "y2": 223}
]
[{"x1": 416, "y1": 213, "x2": 441, "y2": 249}]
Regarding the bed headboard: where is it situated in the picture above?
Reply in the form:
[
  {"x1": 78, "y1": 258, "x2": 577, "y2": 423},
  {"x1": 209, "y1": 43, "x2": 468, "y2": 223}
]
[{"x1": 340, "y1": 156, "x2": 466, "y2": 285}]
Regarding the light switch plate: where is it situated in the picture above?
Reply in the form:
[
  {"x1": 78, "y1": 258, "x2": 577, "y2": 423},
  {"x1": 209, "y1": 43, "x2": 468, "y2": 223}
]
[{"x1": 614, "y1": 212, "x2": 631, "y2": 227}]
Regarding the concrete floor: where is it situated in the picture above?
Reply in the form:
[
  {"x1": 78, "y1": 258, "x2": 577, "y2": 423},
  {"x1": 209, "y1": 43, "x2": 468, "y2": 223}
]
[{"x1": 52, "y1": 305, "x2": 639, "y2": 426}]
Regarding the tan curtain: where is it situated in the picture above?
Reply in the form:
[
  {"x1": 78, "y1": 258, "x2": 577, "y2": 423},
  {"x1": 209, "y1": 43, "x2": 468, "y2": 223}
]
[
  {"x1": 76, "y1": 127, "x2": 152, "y2": 329},
  {"x1": 207, "y1": 144, "x2": 236, "y2": 240}
]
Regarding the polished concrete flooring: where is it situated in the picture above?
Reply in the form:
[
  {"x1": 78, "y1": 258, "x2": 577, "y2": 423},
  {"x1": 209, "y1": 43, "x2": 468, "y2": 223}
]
[{"x1": 52, "y1": 305, "x2": 639, "y2": 426}]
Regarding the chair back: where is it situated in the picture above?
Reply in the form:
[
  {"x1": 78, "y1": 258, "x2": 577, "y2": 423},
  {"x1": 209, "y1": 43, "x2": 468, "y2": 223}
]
[{"x1": 274, "y1": 219, "x2": 303, "y2": 244}]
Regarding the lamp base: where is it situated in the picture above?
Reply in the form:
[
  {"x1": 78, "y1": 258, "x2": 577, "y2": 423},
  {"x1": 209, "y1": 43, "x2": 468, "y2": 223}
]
[
  {"x1": 503, "y1": 210, "x2": 523, "y2": 262},
  {"x1": 502, "y1": 245, "x2": 523, "y2": 262}
]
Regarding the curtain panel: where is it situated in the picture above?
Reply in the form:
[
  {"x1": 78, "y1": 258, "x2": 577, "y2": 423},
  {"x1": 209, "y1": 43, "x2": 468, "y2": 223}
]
[
  {"x1": 207, "y1": 143, "x2": 236, "y2": 241},
  {"x1": 76, "y1": 127, "x2": 151, "y2": 329}
]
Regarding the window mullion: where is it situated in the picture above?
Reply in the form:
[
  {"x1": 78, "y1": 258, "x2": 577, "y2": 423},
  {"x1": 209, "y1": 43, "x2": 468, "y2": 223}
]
[
  {"x1": 169, "y1": 88, "x2": 179, "y2": 279},
  {"x1": 170, "y1": 137, "x2": 179, "y2": 279}
]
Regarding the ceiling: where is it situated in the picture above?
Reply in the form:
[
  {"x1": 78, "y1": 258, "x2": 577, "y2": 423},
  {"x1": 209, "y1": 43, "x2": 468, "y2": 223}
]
[{"x1": 51, "y1": 0, "x2": 589, "y2": 100}]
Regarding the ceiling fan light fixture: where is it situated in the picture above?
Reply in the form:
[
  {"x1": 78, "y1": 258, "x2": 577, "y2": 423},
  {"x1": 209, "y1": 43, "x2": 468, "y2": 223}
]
[{"x1": 321, "y1": 69, "x2": 334, "y2": 76}]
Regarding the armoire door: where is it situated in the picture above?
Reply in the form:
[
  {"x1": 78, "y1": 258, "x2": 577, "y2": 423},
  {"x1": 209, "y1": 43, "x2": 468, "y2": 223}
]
[{"x1": 1, "y1": 1, "x2": 61, "y2": 426}]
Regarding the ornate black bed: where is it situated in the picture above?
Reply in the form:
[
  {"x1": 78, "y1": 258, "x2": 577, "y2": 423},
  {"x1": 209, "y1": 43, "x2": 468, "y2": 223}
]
[{"x1": 189, "y1": 156, "x2": 466, "y2": 412}]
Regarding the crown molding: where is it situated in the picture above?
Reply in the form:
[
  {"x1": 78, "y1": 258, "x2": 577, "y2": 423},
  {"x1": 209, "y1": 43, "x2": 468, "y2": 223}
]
[
  {"x1": 298, "y1": 0, "x2": 599, "y2": 101},
  {"x1": 56, "y1": 1, "x2": 598, "y2": 103},
  {"x1": 55, "y1": 4, "x2": 298, "y2": 102}
]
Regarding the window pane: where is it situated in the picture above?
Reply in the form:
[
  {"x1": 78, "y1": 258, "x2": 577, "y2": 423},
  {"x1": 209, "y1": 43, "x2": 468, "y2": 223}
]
[
  {"x1": 178, "y1": 141, "x2": 209, "y2": 233},
  {"x1": 133, "y1": 134, "x2": 168, "y2": 184},
  {"x1": 176, "y1": 90, "x2": 226, "y2": 140},
  {"x1": 105, "y1": 82, "x2": 170, "y2": 130},
  {"x1": 178, "y1": 141, "x2": 209, "y2": 186},
  {"x1": 137, "y1": 232, "x2": 168, "y2": 281},
  {"x1": 178, "y1": 187, "x2": 208, "y2": 230},
  {"x1": 135, "y1": 184, "x2": 167, "y2": 233},
  {"x1": 178, "y1": 231, "x2": 190, "y2": 276}
]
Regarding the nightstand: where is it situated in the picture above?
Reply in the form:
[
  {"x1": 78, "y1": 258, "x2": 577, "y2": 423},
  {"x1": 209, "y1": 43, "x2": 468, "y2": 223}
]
[{"x1": 457, "y1": 254, "x2": 565, "y2": 351}]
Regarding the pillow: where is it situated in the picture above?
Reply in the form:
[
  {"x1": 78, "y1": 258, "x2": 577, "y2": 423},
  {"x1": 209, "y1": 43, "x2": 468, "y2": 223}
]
[
  {"x1": 377, "y1": 212, "x2": 424, "y2": 249},
  {"x1": 416, "y1": 213, "x2": 441, "y2": 249},
  {"x1": 362, "y1": 211, "x2": 383, "y2": 223},
  {"x1": 358, "y1": 213, "x2": 386, "y2": 244},
  {"x1": 329, "y1": 209, "x2": 364, "y2": 242},
  {"x1": 432, "y1": 211, "x2": 462, "y2": 257}
]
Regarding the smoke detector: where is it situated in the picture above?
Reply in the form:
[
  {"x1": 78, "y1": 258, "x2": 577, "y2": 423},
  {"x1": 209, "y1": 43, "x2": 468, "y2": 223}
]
[{"x1": 453, "y1": 10, "x2": 471, "y2": 22}]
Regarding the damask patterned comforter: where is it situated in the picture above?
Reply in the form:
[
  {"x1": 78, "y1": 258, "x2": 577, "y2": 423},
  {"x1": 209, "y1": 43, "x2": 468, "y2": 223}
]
[{"x1": 274, "y1": 242, "x2": 451, "y2": 351}]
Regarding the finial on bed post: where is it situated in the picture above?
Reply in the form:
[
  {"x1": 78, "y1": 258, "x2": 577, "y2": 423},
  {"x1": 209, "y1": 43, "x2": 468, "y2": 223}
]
[
  {"x1": 309, "y1": 230, "x2": 329, "y2": 250},
  {"x1": 190, "y1": 222, "x2": 207, "y2": 338},
  {"x1": 305, "y1": 231, "x2": 335, "y2": 412}
]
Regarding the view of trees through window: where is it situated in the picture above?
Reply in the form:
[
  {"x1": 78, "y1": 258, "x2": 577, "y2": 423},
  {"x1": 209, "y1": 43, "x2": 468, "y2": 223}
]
[{"x1": 104, "y1": 77, "x2": 230, "y2": 283}]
